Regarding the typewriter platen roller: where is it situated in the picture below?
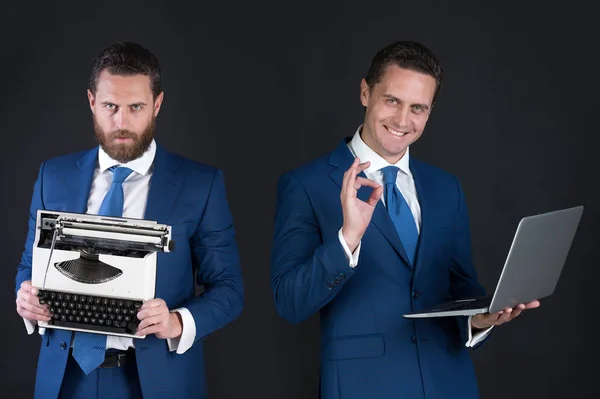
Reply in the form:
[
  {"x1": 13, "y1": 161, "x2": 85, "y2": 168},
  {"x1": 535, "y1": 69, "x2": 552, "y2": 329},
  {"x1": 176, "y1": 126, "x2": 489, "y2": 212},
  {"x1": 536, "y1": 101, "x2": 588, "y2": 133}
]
[{"x1": 39, "y1": 211, "x2": 174, "y2": 252}]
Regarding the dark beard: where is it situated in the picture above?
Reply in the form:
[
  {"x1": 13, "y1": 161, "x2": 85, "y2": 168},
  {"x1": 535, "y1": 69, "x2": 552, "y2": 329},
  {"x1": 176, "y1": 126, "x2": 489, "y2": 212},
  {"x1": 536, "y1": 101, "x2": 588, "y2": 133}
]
[{"x1": 94, "y1": 117, "x2": 155, "y2": 163}]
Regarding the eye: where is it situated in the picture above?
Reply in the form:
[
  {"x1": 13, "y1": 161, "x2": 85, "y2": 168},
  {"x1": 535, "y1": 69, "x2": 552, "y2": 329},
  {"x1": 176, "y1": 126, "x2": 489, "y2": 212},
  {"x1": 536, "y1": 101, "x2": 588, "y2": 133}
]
[
  {"x1": 131, "y1": 104, "x2": 142, "y2": 111},
  {"x1": 105, "y1": 104, "x2": 116, "y2": 110},
  {"x1": 412, "y1": 105, "x2": 424, "y2": 113},
  {"x1": 386, "y1": 98, "x2": 398, "y2": 105}
]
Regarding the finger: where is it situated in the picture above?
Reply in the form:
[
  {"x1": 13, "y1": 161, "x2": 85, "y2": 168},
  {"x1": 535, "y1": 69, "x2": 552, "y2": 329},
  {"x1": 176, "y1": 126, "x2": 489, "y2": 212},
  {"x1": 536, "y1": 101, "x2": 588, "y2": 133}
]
[
  {"x1": 525, "y1": 300, "x2": 540, "y2": 309},
  {"x1": 508, "y1": 303, "x2": 531, "y2": 320},
  {"x1": 139, "y1": 299, "x2": 165, "y2": 310},
  {"x1": 353, "y1": 178, "x2": 380, "y2": 191},
  {"x1": 355, "y1": 177, "x2": 380, "y2": 189},
  {"x1": 136, "y1": 315, "x2": 164, "y2": 335},
  {"x1": 347, "y1": 158, "x2": 370, "y2": 183},
  {"x1": 17, "y1": 298, "x2": 50, "y2": 317},
  {"x1": 344, "y1": 158, "x2": 362, "y2": 189},
  {"x1": 342, "y1": 157, "x2": 360, "y2": 197},
  {"x1": 480, "y1": 310, "x2": 504, "y2": 325},
  {"x1": 495, "y1": 308, "x2": 513, "y2": 325},
  {"x1": 350, "y1": 161, "x2": 371, "y2": 188},
  {"x1": 486, "y1": 310, "x2": 503, "y2": 322},
  {"x1": 17, "y1": 305, "x2": 51, "y2": 322},
  {"x1": 508, "y1": 307, "x2": 524, "y2": 320},
  {"x1": 350, "y1": 157, "x2": 360, "y2": 169},
  {"x1": 137, "y1": 306, "x2": 166, "y2": 321},
  {"x1": 136, "y1": 323, "x2": 164, "y2": 337},
  {"x1": 366, "y1": 185, "x2": 384, "y2": 207},
  {"x1": 356, "y1": 161, "x2": 371, "y2": 173},
  {"x1": 17, "y1": 290, "x2": 47, "y2": 311},
  {"x1": 344, "y1": 157, "x2": 360, "y2": 179},
  {"x1": 137, "y1": 314, "x2": 163, "y2": 331},
  {"x1": 21, "y1": 280, "x2": 35, "y2": 294}
]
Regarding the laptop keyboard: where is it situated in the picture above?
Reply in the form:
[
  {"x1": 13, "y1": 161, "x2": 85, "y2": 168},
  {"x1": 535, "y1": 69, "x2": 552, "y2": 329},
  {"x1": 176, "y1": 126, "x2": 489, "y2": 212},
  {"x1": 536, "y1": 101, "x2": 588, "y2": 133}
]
[{"x1": 37, "y1": 289, "x2": 142, "y2": 335}]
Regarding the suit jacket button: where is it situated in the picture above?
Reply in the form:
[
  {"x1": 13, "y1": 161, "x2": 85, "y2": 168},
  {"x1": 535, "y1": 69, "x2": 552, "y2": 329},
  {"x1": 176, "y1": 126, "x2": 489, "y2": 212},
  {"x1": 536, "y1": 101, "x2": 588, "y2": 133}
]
[
  {"x1": 412, "y1": 290, "x2": 419, "y2": 299},
  {"x1": 60, "y1": 341, "x2": 67, "y2": 350},
  {"x1": 411, "y1": 335, "x2": 417, "y2": 344}
]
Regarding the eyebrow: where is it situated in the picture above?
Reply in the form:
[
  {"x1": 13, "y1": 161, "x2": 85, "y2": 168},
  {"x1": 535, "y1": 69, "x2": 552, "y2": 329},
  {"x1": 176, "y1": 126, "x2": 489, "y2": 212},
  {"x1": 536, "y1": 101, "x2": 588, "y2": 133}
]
[
  {"x1": 382, "y1": 94, "x2": 430, "y2": 111},
  {"x1": 100, "y1": 101, "x2": 148, "y2": 107}
]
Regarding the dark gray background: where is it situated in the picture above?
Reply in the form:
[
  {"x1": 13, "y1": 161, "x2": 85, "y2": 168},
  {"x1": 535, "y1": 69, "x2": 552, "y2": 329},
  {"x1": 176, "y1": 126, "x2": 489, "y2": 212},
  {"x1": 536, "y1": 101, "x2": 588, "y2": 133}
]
[{"x1": 1, "y1": 1, "x2": 596, "y2": 398}]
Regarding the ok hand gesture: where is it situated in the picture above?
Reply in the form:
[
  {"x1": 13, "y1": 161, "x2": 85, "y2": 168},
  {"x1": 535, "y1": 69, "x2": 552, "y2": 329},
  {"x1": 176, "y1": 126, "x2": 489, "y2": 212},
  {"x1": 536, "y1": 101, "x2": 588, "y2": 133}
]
[{"x1": 341, "y1": 157, "x2": 383, "y2": 252}]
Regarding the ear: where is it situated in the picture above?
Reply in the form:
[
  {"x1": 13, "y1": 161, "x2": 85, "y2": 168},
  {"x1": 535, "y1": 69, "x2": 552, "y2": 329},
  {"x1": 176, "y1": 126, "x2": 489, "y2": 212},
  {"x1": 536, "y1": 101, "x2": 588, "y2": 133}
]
[
  {"x1": 360, "y1": 79, "x2": 370, "y2": 107},
  {"x1": 87, "y1": 90, "x2": 95, "y2": 114},
  {"x1": 153, "y1": 92, "x2": 164, "y2": 117}
]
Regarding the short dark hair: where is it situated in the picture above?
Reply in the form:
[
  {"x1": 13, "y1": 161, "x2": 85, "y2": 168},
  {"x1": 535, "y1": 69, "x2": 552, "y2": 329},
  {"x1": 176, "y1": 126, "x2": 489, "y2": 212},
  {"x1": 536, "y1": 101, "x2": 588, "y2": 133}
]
[
  {"x1": 89, "y1": 42, "x2": 162, "y2": 99},
  {"x1": 365, "y1": 41, "x2": 444, "y2": 104}
]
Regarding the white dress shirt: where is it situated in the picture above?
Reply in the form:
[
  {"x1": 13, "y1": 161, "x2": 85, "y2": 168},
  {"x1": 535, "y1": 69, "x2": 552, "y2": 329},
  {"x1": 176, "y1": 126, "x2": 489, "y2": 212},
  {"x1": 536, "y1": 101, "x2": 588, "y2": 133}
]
[
  {"x1": 24, "y1": 139, "x2": 196, "y2": 354},
  {"x1": 337, "y1": 126, "x2": 493, "y2": 347}
]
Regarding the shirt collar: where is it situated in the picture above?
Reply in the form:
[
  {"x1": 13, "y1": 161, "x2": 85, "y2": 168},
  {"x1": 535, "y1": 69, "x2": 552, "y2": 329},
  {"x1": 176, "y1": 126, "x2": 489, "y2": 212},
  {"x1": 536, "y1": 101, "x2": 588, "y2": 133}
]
[
  {"x1": 349, "y1": 125, "x2": 411, "y2": 177},
  {"x1": 98, "y1": 139, "x2": 157, "y2": 176}
]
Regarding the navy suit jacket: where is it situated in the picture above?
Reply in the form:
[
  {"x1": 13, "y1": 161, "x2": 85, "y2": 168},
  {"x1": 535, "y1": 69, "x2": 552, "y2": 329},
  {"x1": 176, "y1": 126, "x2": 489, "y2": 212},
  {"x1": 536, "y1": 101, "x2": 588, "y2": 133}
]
[
  {"x1": 271, "y1": 138, "x2": 487, "y2": 399},
  {"x1": 15, "y1": 144, "x2": 244, "y2": 399}
]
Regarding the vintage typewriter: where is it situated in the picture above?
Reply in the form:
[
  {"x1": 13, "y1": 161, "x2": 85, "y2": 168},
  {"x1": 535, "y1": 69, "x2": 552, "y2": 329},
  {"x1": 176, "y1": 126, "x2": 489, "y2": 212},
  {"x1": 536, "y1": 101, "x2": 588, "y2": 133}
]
[{"x1": 31, "y1": 210, "x2": 173, "y2": 339}]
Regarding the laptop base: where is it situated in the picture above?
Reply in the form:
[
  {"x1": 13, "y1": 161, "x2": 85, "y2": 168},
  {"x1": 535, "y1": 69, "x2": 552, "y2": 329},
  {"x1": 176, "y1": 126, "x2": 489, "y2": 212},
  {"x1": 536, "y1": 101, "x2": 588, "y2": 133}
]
[{"x1": 403, "y1": 297, "x2": 492, "y2": 318}]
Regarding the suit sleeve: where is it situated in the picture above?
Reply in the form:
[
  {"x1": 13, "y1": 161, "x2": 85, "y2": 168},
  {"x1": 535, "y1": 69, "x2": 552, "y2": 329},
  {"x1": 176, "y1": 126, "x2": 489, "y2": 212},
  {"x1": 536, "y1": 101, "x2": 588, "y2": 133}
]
[
  {"x1": 183, "y1": 169, "x2": 244, "y2": 341},
  {"x1": 15, "y1": 162, "x2": 46, "y2": 296},
  {"x1": 270, "y1": 172, "x2": 356, "y2": 325},
  {"x1": 449, "y1": 176, "x2": 490, "y2": 348}
]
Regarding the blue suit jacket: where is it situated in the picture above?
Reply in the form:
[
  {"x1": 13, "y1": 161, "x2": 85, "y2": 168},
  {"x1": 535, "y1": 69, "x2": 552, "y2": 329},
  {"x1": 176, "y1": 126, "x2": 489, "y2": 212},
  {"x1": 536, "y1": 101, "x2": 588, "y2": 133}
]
[
  {"x1": 271, "y1": 139, "x2": 487, "y2": 399},
  {"x1": 15, "y1": 144, "x2": 244, "y2": 399}
]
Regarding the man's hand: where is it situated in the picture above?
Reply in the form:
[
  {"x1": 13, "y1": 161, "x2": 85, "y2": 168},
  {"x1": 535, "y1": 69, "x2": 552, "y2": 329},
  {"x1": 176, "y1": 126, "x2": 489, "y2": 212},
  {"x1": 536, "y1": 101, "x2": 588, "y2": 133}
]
[
  {"x1": 471, "y1": 300, "x2": 540, "y2": 330},
  {"x1": 341, "y1": 157, "x2": 383, "y2": 252},
  {"x1": 136, "y1": 298, "x2": 182, "y2": 339},
  {"x1": 16, "y1": 280, "x2": 51, "y2": 322}
]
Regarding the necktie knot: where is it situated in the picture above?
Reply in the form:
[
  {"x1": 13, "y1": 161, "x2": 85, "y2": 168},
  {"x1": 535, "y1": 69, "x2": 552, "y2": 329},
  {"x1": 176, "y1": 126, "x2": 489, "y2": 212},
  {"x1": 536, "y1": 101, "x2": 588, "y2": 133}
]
[
  {"x1": 380, "y1": 166, "x2": 399, "y2": 186},
  {"x1": 110, "y1": 166, "x2": 133, "y2": 184}
]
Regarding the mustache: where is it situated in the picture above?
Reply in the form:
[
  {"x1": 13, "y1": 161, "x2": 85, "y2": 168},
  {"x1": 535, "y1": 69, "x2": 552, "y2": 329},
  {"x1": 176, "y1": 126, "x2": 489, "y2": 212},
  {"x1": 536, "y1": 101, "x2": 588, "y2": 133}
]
[{"x1": 107, "y1": 130, "x2": 137, "y2": 140}]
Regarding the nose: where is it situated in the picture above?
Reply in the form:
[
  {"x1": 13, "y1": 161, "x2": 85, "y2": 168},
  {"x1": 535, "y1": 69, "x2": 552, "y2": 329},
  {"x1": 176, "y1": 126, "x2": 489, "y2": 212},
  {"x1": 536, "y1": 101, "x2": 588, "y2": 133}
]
[
  {"x1": 113, "y1": 108, "x2": 129, "y2": 130},
  {"x1": 393, "y1": 106, "x2": 410, "y2": 128}
]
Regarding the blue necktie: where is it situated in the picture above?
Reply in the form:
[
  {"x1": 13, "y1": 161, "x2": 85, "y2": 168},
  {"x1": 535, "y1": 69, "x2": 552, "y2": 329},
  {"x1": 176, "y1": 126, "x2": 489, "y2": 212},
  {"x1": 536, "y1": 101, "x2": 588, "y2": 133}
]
[
  {"x1": 380, "y1": 166, "x2": 419, "y2": 265},
  {"x1": 72, "y1": 166, "x2": 133, "y2": 375}
]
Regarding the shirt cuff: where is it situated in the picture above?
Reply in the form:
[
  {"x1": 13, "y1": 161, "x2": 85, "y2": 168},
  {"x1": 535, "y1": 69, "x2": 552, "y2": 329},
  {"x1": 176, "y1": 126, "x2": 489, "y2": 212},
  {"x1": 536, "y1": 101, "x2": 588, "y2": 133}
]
[
  {"x1": 166, "y1": 308, "x2": 196, "y2": 354},
  {"x1": 465, "y1": 315, "x2": 494, "y2": 347},
  {"x1": 338, "y1": 228, "x2": 361, "y2": 268}
]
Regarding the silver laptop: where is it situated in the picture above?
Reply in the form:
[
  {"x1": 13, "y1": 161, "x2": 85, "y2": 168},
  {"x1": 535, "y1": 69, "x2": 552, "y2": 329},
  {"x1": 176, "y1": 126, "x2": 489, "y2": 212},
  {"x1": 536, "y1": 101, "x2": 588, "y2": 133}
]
[{"x1": 403, "y1": 205, "x2": 584, "y2": 318}]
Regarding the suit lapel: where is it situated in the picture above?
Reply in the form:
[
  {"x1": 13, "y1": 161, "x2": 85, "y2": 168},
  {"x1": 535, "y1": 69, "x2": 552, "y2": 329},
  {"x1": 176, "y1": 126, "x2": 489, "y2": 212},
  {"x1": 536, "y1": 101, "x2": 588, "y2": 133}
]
[
  {"x1": 64, "y1": 148, "x2": 98, "y2": 213},
  {"x1": 143, "y1": 145, "x2": 184, "y2": 223},
  {"x1": 367, "y1": 194, "x2": 412, "y2": 267},
  {"x1": 410, "y1": 158, "x2": 432, "y2": 280},
  {"x1": 327, "y1": 139, "x2": 412, "y2": 268}
]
